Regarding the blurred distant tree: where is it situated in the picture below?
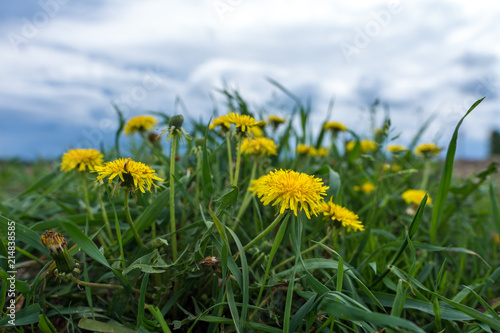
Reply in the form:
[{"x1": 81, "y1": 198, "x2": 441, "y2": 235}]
[{"x1": 490, "y1": 130, "x2": 500, "y2": 155}]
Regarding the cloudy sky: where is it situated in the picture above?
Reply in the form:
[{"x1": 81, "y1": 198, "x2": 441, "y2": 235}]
[{"x1": 0, "y1": 0, "x2": 499, "y2": 160}]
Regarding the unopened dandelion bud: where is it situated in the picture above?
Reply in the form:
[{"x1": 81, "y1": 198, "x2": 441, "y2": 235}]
[
  {"x1": 169, "y1": 115, "x2": 184, "y2": 129},
  {"x1": 40, "y1": 230, "x2": 76, "y2": 274},
  {"x1": 194, "y1": 137, "x2": 205, "y2": 148}
]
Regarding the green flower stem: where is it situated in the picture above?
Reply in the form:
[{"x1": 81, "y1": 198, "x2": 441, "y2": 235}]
[
  {"x1": 226, "y1": 132, "x2": 234, "y2": 184},
  {"x1": 124, "y1": 193, "x2": 144, "y2": 247},
  {"x1": 235, "y1": 161, "x2": 257, "y2": 222},
  {"x1": 273, "y1": 229, "x2": 332, "y2": 271},
  {"x1": 98, "y1": 188, "x2": 114, "y2": 242},
  {"x1": 420, "y1": 159, "x2": 431, "y2": 190},
  {"x1": 170, "y1": 136, "x2": 178, "y2": 261},
  {"x1": 113, "y1": 194, "x2": 126, "y2": 270},
  {"x1": 242, "y1": 213, "x2": 285, "y2": 252},
  {"x1": 250, "y1": 214, "x2": 290, "y2": 321},
  {"x1": 81, "y1": 173, "x2": 94, "y2": 221},
  {"x1": 67, "y1": 275, "x2": 148, "y2": 295},
  {"x1": 195, "y1": 148, "x2": 202, "y2": 218},
  {"x1": 232, "y1": 137, "x2": 243, "y2": 187}
]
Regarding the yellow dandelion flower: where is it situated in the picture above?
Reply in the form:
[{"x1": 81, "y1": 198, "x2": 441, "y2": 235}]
[
  {"x1": 249, "y1": 169, "x2": 328, "y2": 219},
  {"x1": 360, "y1": 181, "x2": 375, "y2": 194},
  {"x1": 61, "y1": 148, "x2": 103, "y2": 172},
  {"x1": 94, "y1": 158, "x2": 164, "y2": 193},
  {"x1": 297, "y1": 144, "x2": 312, "y2": 155},
  {"x1": 415, "y1": 143, "x2": 441, "y2": 157},
  {"x1": 383, "y1": 163, "x2": 402, "y2": 172},
  {"x1": 315, "y1": 147, "x2": 328, "y2": 157},
  {"x1": 353, "y1": 181, "x2": 375, "y2": 194},
  {"x1": 493, "y1": 234, "x2": 500, "y2": 245},
  {"x1": 250, "y1": 126, "x2": 264, "y2": 137},
  {"x1": 209, "y1": 115, "x2": 231, "y2": 131},
  {"x1": 241, "y1": 137, "x2": 277, "y2": 156},
  {"x1": 387, "y1": 144, "x2": 407, "y2": 153},
  {"x1": 224, "y1": 113, "x2": 257, "y2": 132},
  {"x1": 124, "y1": 115, "x2": 157, "y2": 135},
  {"x1": 346, "y1": 139, "x2": 377, "y2": 153},
  {"x1": 320, "y1": 199, "x2": 364, "y2": 232},
  {"x1": 323, "y1": 121, "x2": 347, "y2": 132},
  {"x1": 268, "y1": 115, "x2": 286, "y2": 125},
  {"x1": 402, "y1": 189, "x2": 432, "y2": 205}
]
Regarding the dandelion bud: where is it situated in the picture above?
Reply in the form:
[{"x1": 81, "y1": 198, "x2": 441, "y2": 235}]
[
  {"x1": 40, "y1": 230, "x2": 76, "y2": 274},
  {"x1": 194, "y1": 137, "x2": 205, "y2": 148},
  {"x1": 169, "y1": 115, "x2": 184, "y2": 129}
]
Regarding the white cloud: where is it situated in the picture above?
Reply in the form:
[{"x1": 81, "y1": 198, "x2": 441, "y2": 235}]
[{"x1": 0, "y1": 0, "x2": 499, "y2": 159}]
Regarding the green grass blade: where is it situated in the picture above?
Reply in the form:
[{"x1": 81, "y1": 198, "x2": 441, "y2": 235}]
[
  {"x1": 78, "y1": 318, "x2": 135, "y2": 333},
  {"x1": 283, "y1": 215, "x2": 302, "y2": 333},
  {"x1": 0, "y1": 303, "x2": 41, "y2": 326},
  {"x1": 430, "y1": 97, "x2": 484, "y2": 243},
  {"x1": 112, "y1": 103, "x2": 125, "y2": 155},
  {"x1": 371, "y1": 193, "x2": 427, "y2": 287},
  {"x1": 202, "y1": 123, "x2": 214, "y2": 199},
  {"x1": 146, "y1": 305, "x2": 172, "y2": 333},
  {"x1": 17, "y1": 170, "x2": 59, "y2": 198},
  {"x1": 226, "y1": 228, "x2": 249, "y2": 332},
  {"x1": 121, "y1": 189, "x2": 170, "y2": 246},
  {"x1": 225, "y1": 278, "x2": 241, "y2": 333},
  {"x1": 336, "y1": 254, "x2": 344, "y2": 293},
  {"x1": 253, "y1": 214, "x2": 290, "y2": 315},
  {"x1": 61, "y1": 220, "x2": 110, "y2": 268},
  {"x1": 391, "y1": 266, "x2": 500, "y2": 330},
  {"x1": 137, "y1": 273, "x2": 150, "y2": 329},
  {"x1": 489, "y1": 182, "x2": 500, "y2": 234},
  {"x1": 38, "y1": 314, "x2": 57, "y2": 333},
  {"x1": 0, "y1": 215, "x2": 48, "y2": 255},
  {"x1": 289, "y1": 293, "x2": 321, "y2": 333},
  {"x1": 391, "y1": 279, "x2": 406, "y2": 317},
  {"x1": 320, "y1": 300, "x2": 425, "y2": 333}
]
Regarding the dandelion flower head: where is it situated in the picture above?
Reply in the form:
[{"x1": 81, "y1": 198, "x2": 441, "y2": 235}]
[
  {"x1": 94, "y1": 158, "x2": 164, "y2": 193},
  {"x1": 249, "y1": 169, "x2": 328, "y2": 219},
  {"x1": 383, "y1": 163, "x2": 402, "y2": 172},
  {"x1": 40, "y1": 230, "x2": 68, "y2": 254},
  {"x1": 124, "y1": 115, "x2": 157, "y2": 135},
  {"x1": 209, "y1": 115, "x2": 231, "y2": 131},
  {"x1": 402, "y1": 189, "x2": 432, "y2": 205},
  {"x1": 241, "y1": 137, "x2": 277, "y2": 156},
  {"x1": 225, "y1": 113, "x2": 257, "y2": 133},
  {"x1": 61, "y1": 148, "x2": 103, "y2": 172},
  {"x1": 250, "y1": 126, "x2": 264, "y2": 137},
  {"x1": 40, "y1": 230, "x2": 76, "y2": 274},
  {"x1": 387, "y1": 144, "x2": 407, "y2": 153},
  {"x1": 268, "y1": 115, "x2": 286, "y2": 125},
  {"x1": 320, "y1": 199, "x2": 364, "y2": 232},
  {"x1": 346, "y1": 139, "x2": 377, "y2": 153},
  {"x1": 297, "y1": 144, "x2": 312, "y2": 155},
  {"x1": 323, "y1": 121, "x2": 347, "y2": 132},
  {"x1": 313, "y1": 147, "x2": 328, "y2": 157},
  {"x1": 354, "y1": 181, "x2": 375, "y2": 194},
  {"x1": 415, "y1": 143, "x2": 441, "y2": 157}
]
